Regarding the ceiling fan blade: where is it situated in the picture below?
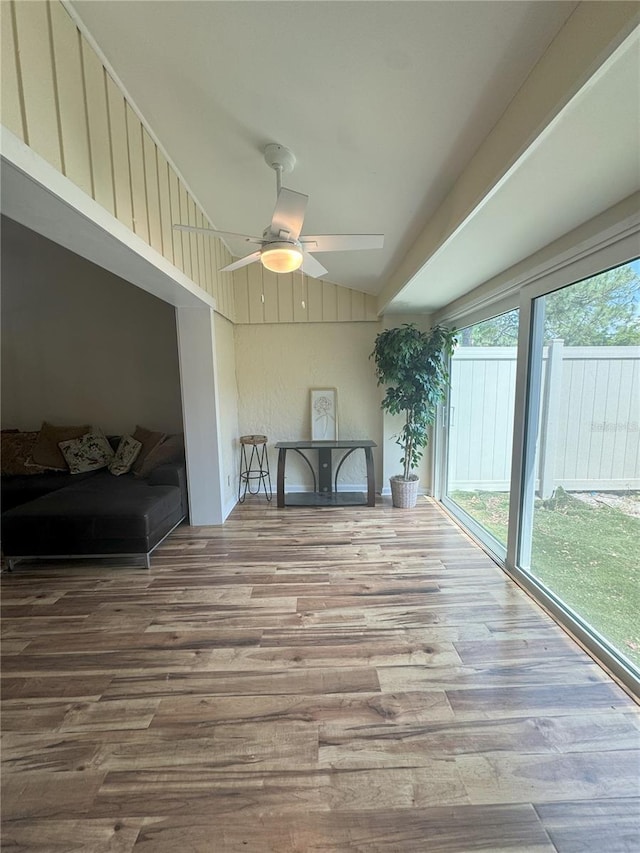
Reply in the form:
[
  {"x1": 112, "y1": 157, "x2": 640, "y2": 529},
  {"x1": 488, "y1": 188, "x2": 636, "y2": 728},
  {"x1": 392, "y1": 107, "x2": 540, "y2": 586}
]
[
  {"x1": 301, "y1": 251, "x2": 328, "y2": 279},
  {"x1": 220, "y1": 251, "x2": 261, "y2": 273},
  {"x1": 300, "y1": 234, "x2": 384, "y2": 252},
  {"x1": 173, "y1": 224, "x2": 262, "y2": 244},
  {"x1": 270, "y1": 188, "x2": 308, "y2": 241}
]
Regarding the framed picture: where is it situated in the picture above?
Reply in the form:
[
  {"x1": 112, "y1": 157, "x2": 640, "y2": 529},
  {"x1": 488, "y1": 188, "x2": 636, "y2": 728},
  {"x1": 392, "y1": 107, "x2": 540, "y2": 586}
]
[{"x1": 310, "y1": 388, "x2": 338, "y2": 440}]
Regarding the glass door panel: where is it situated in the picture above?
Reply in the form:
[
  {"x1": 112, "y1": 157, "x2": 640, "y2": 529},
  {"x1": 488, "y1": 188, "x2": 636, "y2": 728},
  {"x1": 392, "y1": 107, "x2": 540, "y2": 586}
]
[
  {"x1": 444, "y1": 309, "x2": 519, "y2": 557},
  {"x1": 519, "y1": 263, "x2": 640, "y2": 671}
]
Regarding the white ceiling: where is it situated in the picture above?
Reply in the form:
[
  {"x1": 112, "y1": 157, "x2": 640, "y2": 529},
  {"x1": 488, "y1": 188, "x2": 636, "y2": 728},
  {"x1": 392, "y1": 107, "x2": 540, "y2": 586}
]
[{"x1": 69, "y1": 1, "x2": 638, "y2": 312}]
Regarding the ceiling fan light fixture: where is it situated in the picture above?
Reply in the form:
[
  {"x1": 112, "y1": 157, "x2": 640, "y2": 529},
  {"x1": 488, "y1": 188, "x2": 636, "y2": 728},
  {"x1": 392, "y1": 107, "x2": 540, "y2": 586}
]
[{"x1": 260, "y1": 241, "x2": 303, "y2": 273}]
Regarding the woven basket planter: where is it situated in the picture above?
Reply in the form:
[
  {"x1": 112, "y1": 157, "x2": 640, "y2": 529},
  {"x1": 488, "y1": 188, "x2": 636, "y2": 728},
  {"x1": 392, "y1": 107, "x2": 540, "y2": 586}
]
[{"x1": 389, "y1": 475, "x2": 420, "y2": 509}]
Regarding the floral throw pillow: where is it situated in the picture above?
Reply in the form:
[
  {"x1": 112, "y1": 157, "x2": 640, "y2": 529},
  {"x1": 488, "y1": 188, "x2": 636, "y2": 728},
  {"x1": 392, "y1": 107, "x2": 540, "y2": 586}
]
[
  {"x1": 108, "y1": 435, "x2": 142, "y2": 476},
  {"x1": 58, "y1": 432, "x2": 115, "y2": 474}
]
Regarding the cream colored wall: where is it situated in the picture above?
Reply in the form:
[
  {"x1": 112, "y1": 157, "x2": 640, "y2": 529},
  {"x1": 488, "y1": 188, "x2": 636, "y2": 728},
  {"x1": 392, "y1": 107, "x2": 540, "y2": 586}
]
[
  {"x1": 1, "y1": 217, "x2": 183, "y2": 434},
  {"x1": 0, "y1": 0, "x2": 235, "y2": 320},
  {"x1": 234, "y1": 322, "x2": 383, "y2": 492},
  {"x1": 214, "y1": 313, "x2": 240, "y2": 513}
]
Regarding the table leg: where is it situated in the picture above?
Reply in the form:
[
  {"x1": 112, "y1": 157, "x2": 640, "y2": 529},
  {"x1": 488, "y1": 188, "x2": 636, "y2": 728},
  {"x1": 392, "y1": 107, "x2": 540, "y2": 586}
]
[
  {"x1": 318, "y1": 447, "x2": 332, "y2": 495},
  {"x1": 364, "y1": 446, "x2": 375, "y2": 506},
  {"x1": 277, "y1": 447, "x2": 286, "y2": 508}
]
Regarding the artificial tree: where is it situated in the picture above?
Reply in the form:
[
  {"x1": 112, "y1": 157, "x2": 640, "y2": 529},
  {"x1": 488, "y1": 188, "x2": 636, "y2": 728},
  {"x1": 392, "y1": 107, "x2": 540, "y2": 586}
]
[{"x1": 371, "y1": 323, "x2": 457, "y2": 506}]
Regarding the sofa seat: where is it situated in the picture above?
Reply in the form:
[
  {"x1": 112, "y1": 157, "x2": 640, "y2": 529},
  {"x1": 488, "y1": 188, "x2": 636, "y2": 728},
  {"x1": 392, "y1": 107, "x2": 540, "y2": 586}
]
[
  {"x1": 2, "y1": 465, "x2": 187, "y2": 568},
  {"x1": 1, "y1": 470, "x2": 96, "y2": 513}
]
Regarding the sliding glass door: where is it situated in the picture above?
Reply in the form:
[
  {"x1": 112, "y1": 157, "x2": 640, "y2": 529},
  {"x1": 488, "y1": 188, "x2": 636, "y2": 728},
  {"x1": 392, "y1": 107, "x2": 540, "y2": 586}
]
[
  {"x1": 442, "y1": 309, "x2": 519, "y2": 559},
  {"x1": 438, "y1": 252, "x2": 639, "y2": 691},
  {"x1": 518, "y1": 264, "x2": 640, "y2": 672}
]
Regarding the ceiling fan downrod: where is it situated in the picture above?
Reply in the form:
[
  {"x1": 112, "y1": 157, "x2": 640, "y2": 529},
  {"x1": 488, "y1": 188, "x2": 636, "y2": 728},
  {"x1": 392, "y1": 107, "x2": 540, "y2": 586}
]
[{"x1": 264, "y1": 143, "x2": 296, "y2": 196}]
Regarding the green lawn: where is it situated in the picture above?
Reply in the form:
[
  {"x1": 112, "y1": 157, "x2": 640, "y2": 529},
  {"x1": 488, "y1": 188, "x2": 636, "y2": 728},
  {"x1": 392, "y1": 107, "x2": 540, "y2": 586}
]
[{"x1": 450, "y1": 488, "x2": 640, "y2": 670}]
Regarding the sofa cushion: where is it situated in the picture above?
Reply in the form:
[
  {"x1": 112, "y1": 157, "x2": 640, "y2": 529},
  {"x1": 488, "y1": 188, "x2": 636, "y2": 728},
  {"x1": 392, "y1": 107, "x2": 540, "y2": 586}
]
[
  {"x1": 135, "y1": 434, "x2": 184, "y2": 478},
  {"x1": 30, "y1": 422, "x2": 91, "y2": 471},
  {"x1": 131, "y1": 426, "x2": 165, "y2": 475},
  {"x1": 58, "y1": 431, "x2": 115, "y2": 474},
  {"x1": 1, "y1": 432, "x2": 39, "y2": 475},
  {"x1": 108, "y1": 435, "x2": 142, "y2": 476}
]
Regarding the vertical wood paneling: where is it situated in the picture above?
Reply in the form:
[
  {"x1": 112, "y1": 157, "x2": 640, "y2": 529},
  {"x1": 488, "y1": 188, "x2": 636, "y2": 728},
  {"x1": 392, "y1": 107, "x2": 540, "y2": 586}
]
[
  {"x1": 337, "y1": 285, "x2": 352, "y2": 321},
  {"x1": 220, "y1": 245, "x2": 235, "y2": 321},
  {"x1": 195, "y1": 210, "x2": 207, "y2": 294},
  {"x1": 307, "y1": 278, "x2": 323, "y2": 323},
  {"x1": 263, "y1": 270, "x2": 279, "y2": 323},
  {"x1": 293, "y1": 274, "x2": 309, "y2": 323},
  {"x1": 13, "y1": 0, "x2": 61, "y2": 170},
  {"x1": 168, "y1": 168, "x2": 183, "y2": 270},
  {"x1": 142, "y1": 128, "x2": 162, "y2": 254},
  {"x1": 126, "y1": 103, "x2": 149, "y2": 244},
  {"x1": 234, "y1": 267, "x2": 250, "y2": 324},
  {"x1": 322, "y1": 282, "x2": 338, "y2": 321},
  {"x1": 248, "y1": 264, "x2": 265, "y2": 324},
  {"x1": 351, "y1": 289, "x2": 365, "y2": 321},
  {"x1": 211, "y1": 236, "x2": 221, "y2": 304},
  {"x1": 277, "y1": 274, "x2": 294, "y2": 323},
  {"x1": 50, "y1": 4, "x2": 91, "y2": 195},
  {"x1": 104, "y1": 75, "x2": 132, "y2": 229},
  {"x1": 365, "y1": 294, "x2": 378, "y2": 320},
  {"x1": 0, "y1": 2, "x2": 25, "y2": 141},
  {"x1": 178, "y1": 183, "x2": 192, "y2": 279},
  {"x1": 156, "y1": 149, "x2": 174, "y2": 264},
  {"x1": 81, "y1": 36, "x2": 114, "y2": 214},
  {"x1": 202, "y1": 219, "x2": 214, "y2": 298},
  {"x1": 187, "y1": 196, "x2": 200, "y2": 286}
]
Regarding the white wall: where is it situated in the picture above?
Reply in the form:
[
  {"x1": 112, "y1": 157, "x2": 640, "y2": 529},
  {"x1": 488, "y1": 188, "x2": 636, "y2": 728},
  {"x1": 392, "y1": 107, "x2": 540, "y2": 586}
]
[
  {"x1": 215, "y1": 312, "x2": 240, "y2": 514},
  {"x1": 1, "y1": 216, "x2": 183, "y2": 434},
  {"x1": 234, "y1": 322, "x2": 383, "y2": 492}
]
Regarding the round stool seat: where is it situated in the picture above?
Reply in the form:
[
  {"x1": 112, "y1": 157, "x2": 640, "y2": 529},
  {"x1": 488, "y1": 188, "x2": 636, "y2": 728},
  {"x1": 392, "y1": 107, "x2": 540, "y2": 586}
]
[{"x1": 240, "y1": 434, "x2": 267, "y2": 445}]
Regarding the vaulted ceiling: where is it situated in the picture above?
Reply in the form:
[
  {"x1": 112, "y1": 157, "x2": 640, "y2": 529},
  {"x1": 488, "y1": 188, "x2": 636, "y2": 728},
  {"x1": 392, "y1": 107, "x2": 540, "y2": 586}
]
[{"x1": 69, "y1": 1, "x2": 639, "y2": 313}]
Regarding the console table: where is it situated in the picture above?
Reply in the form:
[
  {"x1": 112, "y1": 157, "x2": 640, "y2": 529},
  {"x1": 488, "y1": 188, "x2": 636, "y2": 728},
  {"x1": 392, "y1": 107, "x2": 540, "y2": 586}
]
[{"x1": 275, "y1": 440, "x2": 376, "y2": 508}]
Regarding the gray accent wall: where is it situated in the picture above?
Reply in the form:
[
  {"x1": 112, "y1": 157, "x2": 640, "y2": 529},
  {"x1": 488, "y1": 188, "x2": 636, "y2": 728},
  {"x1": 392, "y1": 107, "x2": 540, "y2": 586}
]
[{"x1": 1, "y1": 216, "x2": 183, "y2": 435}]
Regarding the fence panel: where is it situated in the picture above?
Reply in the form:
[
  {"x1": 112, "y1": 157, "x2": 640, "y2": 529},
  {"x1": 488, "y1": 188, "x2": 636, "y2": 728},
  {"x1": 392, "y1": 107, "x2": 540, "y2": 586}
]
[{"x1": 448, "y1": 345, "x2": 640, "y2": 493}]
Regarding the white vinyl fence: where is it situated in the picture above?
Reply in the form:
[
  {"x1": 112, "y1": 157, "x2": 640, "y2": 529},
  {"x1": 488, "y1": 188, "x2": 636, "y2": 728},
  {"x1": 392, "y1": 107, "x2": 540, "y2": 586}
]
[{"x1": 447, "y1": 344, "x2": 640, "y2": 495}]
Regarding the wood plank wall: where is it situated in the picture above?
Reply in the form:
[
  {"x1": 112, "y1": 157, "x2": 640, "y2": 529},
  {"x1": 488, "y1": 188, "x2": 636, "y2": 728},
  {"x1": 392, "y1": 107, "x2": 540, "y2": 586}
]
[
  {"x1": 1, "y1": 0, "x2": 375, "y2": 328},
  {"x1": 1, "y1": 0, "x2": 234, "y2": 318},
  {"x1": 233, "y1": 265, "x2": 379, "y2": 325}
]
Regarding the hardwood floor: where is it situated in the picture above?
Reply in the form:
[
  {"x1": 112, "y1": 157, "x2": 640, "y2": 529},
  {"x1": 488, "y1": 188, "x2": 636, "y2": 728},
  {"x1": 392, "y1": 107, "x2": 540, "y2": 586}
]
[{"x1": 1, "y1": 497, "x2": 638, "y2": 852}]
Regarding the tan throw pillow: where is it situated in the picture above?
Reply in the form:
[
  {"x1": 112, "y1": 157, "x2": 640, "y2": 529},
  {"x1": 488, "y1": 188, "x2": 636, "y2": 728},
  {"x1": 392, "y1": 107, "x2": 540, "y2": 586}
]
[
  {"x1": 30, "y1": 421, "x2": 91, "y2": 471},
  {"x1": 1, "y1": 431, "x2": 40, "y2": 475},
  {"x1": 131, "y1": 425, "x2": 166, "y2": 475},
  {"x1": 134, "y1": 434, "x2": 184, "y2": 478},
  {"x1": 108, "y1": 435, "x2": 142, "y2": 476},
  {"x1": 58, "y1": 431, "x2": 115, "y2": 474}
]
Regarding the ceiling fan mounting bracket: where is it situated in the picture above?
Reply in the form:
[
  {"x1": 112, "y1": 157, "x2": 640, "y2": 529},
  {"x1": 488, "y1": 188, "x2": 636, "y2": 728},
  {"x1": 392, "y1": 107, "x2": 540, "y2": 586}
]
[{"x1": 264, "y1": 143, "x2": 296, "y2": 175}]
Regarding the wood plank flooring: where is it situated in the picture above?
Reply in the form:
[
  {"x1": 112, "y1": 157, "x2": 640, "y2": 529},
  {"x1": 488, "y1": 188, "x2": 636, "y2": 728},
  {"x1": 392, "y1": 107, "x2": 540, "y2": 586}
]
[{"x1": 2, "y1": 496, "x2": 638, "y2": 852}]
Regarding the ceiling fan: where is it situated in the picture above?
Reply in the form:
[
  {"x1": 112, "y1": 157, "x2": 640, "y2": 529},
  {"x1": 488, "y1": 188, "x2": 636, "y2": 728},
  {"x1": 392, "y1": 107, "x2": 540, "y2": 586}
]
[{"x1": 173, "y1": 144, "x2": 384, "y2": 278}]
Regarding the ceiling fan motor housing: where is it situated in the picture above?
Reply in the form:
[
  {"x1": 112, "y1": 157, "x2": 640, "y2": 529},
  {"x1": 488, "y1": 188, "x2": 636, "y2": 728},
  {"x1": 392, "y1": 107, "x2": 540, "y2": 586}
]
[{"x1": 264, "y1": 143, "x2": 296, "y2": 175}]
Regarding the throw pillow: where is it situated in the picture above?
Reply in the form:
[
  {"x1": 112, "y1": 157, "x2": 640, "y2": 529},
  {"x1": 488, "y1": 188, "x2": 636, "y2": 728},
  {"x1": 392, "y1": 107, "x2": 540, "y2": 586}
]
[
  {"x1": 134, "y1": 433, "x2": 185, "y2": 478},
  {"x1": 108, "y1": 435, "x2": 142, "y2": 476},
  {"x1": 131, "y1": 425, "x2": 166, "y2": 475},
  {"x1": 1, "y1": 431, "x2": 40, "y2": 475},
  {"x1": 30, "y1": 421, "x2": 91, "y2": 471},
  {"x1": 58, "y1": 431, "x2": 115, "y2": 474}
]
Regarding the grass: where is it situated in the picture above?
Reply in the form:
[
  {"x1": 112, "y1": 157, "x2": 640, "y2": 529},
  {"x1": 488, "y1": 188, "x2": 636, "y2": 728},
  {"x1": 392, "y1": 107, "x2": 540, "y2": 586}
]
[{"x1": 450, "y1": 488, "x2": 640, "y2": 670}]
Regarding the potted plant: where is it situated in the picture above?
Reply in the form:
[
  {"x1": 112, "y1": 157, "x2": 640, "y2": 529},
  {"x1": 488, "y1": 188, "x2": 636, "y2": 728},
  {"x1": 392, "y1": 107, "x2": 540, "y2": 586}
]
[{"x1": 371, "y1": 323, "x2": 457, "y2": 508}]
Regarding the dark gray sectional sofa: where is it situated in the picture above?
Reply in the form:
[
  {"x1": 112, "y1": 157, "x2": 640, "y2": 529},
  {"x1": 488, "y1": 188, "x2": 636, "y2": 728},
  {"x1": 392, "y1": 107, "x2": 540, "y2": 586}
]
[{"x1": 1, "y1": 461, "x2": 188, "y2": 570}]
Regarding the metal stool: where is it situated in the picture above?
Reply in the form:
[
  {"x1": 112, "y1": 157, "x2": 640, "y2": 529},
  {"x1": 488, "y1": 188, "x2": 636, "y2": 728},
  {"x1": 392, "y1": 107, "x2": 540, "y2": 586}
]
[{"x1": 238, "y1": 434, "x2": 272, "y2": 503}]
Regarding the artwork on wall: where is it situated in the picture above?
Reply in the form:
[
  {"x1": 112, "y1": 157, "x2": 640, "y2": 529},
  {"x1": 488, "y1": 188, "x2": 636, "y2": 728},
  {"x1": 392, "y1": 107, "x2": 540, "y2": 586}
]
[{"x1": 310, "y1": 388, "x2": 338, "y2": 440}]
